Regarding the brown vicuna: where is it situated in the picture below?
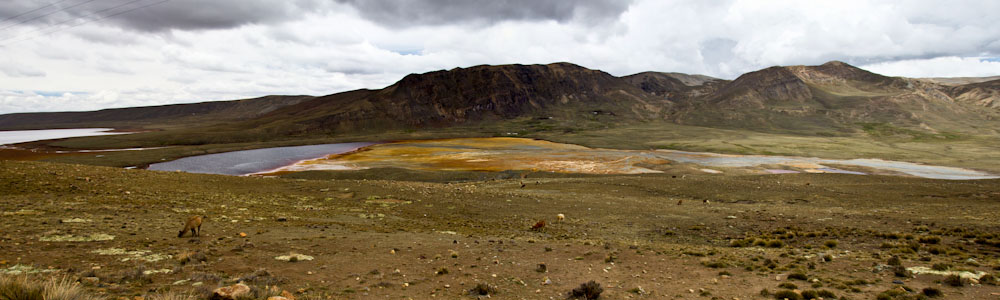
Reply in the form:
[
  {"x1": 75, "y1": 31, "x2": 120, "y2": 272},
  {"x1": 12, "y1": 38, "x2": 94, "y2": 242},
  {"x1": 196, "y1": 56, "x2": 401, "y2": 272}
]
[
  {"x1": 531, "y1": 220, "x2": 546, "y2": 231},
  {"x1": 178, "y1": 215, "x2": 204, "y2": 238}
]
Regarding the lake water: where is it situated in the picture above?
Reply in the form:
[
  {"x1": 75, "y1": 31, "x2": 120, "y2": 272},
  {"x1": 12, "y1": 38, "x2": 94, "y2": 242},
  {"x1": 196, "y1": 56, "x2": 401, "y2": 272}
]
[
  {"x1": 147, "y1": 142, "x2": 374, "y2": 175},
  {"x1": 0, "y1": 128, "x2": 129, "y2": 145},
  {"x1": 144, "y1": 138, "x2": 998, "y2": 180}
]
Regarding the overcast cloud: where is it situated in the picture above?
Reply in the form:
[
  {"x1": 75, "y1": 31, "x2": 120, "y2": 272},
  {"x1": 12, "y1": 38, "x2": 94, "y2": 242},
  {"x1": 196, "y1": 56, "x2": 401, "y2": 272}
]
[{"x1": 0, "y1": 0, "x2": 998, "y2": 114}]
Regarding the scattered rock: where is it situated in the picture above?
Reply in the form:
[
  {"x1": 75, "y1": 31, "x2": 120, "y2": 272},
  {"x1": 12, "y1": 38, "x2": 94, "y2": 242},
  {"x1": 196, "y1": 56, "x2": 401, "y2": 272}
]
[
  {"x1": 274, "y1": 253, "x2": 314, "y2": 262},
  {"x1": 81, "y1": 277, "x2": 100, "y2": 286},
  {"x1": 40, "y1": 233, "x2": 114, "y2": 242},
  {"x1": 211, "y1": 283, "x2": 250, "y2": 300}
]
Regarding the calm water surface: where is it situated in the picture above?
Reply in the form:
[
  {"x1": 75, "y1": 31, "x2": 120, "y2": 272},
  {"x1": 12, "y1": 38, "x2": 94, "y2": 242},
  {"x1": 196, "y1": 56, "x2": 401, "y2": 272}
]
[{"x1": 148, "y1": 142, "x2": 374, "y2": 175}]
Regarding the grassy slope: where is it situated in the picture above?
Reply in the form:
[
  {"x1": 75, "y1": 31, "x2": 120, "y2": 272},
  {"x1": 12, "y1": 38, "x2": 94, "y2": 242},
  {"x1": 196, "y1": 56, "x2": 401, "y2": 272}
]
[{"x1": 2, "y1": 160, "x2": 999, "y2": 299}]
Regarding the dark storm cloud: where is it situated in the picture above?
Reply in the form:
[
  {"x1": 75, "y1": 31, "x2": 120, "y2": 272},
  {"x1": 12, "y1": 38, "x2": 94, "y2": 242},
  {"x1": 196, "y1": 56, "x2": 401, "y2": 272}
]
[
  {"x1": 0, "y1": 0, "x2": 631, "y2": 33},
  {"x1": 336, "y1": 0, "x2": 633, "y2": 27},
  {"x1": 0, "y1": 0, "x2": 328, "y2": 32}
]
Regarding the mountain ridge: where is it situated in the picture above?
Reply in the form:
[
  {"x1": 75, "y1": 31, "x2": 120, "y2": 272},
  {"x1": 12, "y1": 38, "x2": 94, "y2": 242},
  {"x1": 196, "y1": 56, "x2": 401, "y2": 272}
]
[{"x1": 2, "y1": 61, "x2": 998, "y2": 138}]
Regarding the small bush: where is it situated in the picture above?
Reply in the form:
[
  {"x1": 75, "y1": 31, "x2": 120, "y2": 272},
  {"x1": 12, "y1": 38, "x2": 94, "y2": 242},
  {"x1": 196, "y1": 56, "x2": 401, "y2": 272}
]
[
  {"x1": 435, "y1": 267, "x2": 449, "y2": 275},
  {"x1": 118, "y1": 266, "x2": 152, "y2": 284},
  {"x1": 788, "y1": 272, "x2": 808, "y2": 281},
  {"x1": 918, "y1": 236, "x2": 941, "y2": 244},
  {"x1": 569, "y1": 281, "x2": 603, "y2": 300},
  {"x1": 891, "y1": 265, "x2": 911, "y2": 278},
  {"x1": 701, "y1": 260, "x2": 728, "y2": 268},
  {"x1": 887, "y1": 256, "x2": 902, "y2": 266},
  {"x1": 778, "y1": 282, "x2": 798, "y2": 289},
  {"x1": 1, "y1": 276, "x2": 100, "y2": 300},
  {"x1": 0, "y1": 276, "x2": 44, "y2": 300},
  {"x1": 921, "y1": 287, "x2": 943, "y2": 297},
  {"x1": 930, "y1": 263, "x2": 951, "y2": 271},
  {"x1": 822, "y1": 254, "x2": 833, "y2": 262},
  {"x1": 759, "y1": 288, "x2": 770, "y2": 296},
  {"x1": 824, "y1": 240, "x2": 838, "y2": 248},
  {"x1": 469, "y1": 283, "x2": 497, "y2": 296},
  {"x1": 943, "y1": 274, "x2": 967, "y2": 287},
  {"x1": 178, "y1": 251, "x2": 207, "y2": 265},
  {"x1": 767, "y1": 240, "x2": 785, "y2": 248},
  {"x1": 773, "y1": 289, "x2": 803, "y2": 300},
  {"x1": 979, "y1": 273, "x2": 996, "y2": 285}
]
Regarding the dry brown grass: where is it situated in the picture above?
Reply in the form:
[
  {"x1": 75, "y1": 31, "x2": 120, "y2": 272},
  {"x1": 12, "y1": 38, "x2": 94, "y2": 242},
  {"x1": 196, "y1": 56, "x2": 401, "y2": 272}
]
[{"x1": 0, "y1": 276, "x2": 100, "y2": 300}]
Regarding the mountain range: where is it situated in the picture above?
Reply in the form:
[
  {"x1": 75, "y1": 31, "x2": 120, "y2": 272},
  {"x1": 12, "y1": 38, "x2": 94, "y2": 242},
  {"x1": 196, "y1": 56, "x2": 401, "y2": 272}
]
[{"x1": 2, "y1": 61, "x2": 998, "y2": 138}]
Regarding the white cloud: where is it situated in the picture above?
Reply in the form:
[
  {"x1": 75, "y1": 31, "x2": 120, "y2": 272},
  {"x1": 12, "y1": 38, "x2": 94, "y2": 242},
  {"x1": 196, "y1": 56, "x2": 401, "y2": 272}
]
[
  {"x1": 0, "y1": 0, "x2": 998, "y2": 114},
  {"x1": 861, "y1": 56, "x2": 1000, "y2": 78}
]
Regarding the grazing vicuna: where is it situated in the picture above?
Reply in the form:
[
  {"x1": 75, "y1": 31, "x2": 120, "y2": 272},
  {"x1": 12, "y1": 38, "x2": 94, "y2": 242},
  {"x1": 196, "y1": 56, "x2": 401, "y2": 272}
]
[
  {"x1": 178, "y1": 215, "x2": 204, "y2": 238},
  {"x1": 531, "y1": 220, "x2": 546, "y2": 231}
]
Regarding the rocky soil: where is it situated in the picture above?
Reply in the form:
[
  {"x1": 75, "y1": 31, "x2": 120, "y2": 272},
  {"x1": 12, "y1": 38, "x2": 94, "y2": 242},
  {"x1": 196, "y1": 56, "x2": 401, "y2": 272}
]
[{"x1": 2, "y1": 160, "x2": 999, "y2": 299}]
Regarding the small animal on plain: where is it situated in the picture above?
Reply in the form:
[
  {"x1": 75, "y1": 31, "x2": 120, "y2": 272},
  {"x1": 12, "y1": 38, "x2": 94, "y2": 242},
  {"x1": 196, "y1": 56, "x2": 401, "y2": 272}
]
[
  {"x1": 556, "y1": 214, "x2": 565, "y2": 222},
  {"x1": 178, "y1": 215, "x2": 204, "y2": 238},
  {"x1": 676, "y1": 199, "x2": 683, "y2": 205},
  {"x1": 531, "y1": 220, "x2": 546, "y2": 231}
]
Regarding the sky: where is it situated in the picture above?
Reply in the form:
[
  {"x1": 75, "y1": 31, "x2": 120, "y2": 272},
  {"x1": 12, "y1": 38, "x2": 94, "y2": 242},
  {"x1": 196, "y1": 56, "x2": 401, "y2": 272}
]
[{"x1": 0, "y1": 0, "x2": 998, "y2": 114}]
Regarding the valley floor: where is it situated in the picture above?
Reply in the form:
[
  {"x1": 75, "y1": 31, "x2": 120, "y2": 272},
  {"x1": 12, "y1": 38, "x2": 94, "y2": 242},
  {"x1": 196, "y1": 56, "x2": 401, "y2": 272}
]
[{"x1": 2, "y1": 160, "x2": 1000, "y2": 299}]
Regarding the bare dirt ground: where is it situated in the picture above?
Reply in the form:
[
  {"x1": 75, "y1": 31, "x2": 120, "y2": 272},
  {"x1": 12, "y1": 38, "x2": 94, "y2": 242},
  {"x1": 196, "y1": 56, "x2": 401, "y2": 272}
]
[{"x1": 2, "y1": 160, "x2": 999, "y2": 299}]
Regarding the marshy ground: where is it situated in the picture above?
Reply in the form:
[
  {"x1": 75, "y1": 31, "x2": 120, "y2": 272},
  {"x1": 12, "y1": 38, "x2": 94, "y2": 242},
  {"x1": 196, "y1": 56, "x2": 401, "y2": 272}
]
[{"x1": 1, "y1": 160, "x2": 999, "y2": 299}]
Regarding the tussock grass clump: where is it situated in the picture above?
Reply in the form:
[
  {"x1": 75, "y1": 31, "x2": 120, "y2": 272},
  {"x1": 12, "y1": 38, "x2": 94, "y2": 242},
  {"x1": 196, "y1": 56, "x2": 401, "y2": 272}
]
[
  {"x1": 979, "y1": 273, "x2": 996, "y2": 285},
  {"x1": 887, "y1": 256, "x2": 902, "y2": 266},
  {"x1": 943, "y1": 274, "x2": 967, "y2": 287},
  {"x1": 930, "y1": 263, "x2": 951, "y2": 271},
  {"x1": 469, "y1": 283, "x2": 497, "y2": 296},
  {"x1": 118, "y1": 266, "x2": 152, "y2": 285},
  {"x1": 787, "y1": 272, "x2": 808, "y2": 281},
  {"x1": 921, "y1": 287, "x2": 943, "y2": 297},
  {"x1": 918, "y1": 236, "x2": 941, "y2": 244},
  {"x1": 237, "y1": 269, "x2": 287, "y2": 287},
  {"x1": 824, "y1": 240, "x2": 838, "y2": 248},
  {"x1": 177, "y1": 251, "x2": 207, "y2": 265},
  {"x1": 800, "y1": 289, "x2": 836, "y2": 300},
  {"x1": 701, "y1": 260, "x2": 728, "y2": 268},
  {"x1": 0, "y1": 276, "x2": 100, "y2": 300},
  {"x1": 891, "y1": 265, "x2": 911, "y2": 278},
  {"x1": 772, "y1": 289, "x2": 803, "y2": 300},
  {"x1": 569, "y1": 281, "x2": 603, "y2": 299},
  {"x1": 777, "y1": 282, "x2": 797, "y2": 289}
]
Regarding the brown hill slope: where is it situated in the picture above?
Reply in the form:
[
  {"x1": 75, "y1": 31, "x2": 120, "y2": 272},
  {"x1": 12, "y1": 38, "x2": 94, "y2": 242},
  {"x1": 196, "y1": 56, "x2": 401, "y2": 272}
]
[
  {"x1": 670, "y1": 61, "x2": 997, "y2": 132},
  {"x1": 948, "y1": 79, "x2": 1000, "y2": 110},
  {"x1": 243, "y1": 63, "x2": 669, "y2": 134},
  {"x1": 0, "y1": 95, "x2": 314, "y2": 130}
]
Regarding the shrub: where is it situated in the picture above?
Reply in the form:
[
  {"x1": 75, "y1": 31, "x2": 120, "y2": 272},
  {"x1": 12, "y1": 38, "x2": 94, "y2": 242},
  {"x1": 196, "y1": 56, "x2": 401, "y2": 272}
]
[
  {"x1": 891, "y1": 265, "x2": 911, "y2": 278},
  {"x1": 979, "y1": 273, "x2": 996, "y2": 285},
  {"x1": 778, "y1": 282, "x2": 798, "y2": 289},
  {"x1": 887, "y1": 256, "x2": 902, "y2": 266},
  {"x1": 469, "y1": 283, "x2": 497, "y2": 296},
  {"x1": 0, "y1": 276, "x2": 43, "y2": 300},
  {"x1": 788, "y1": 272, "x2": 808, "y2": 281},
  {"x1": 767, "y1": 240, "x2": 785, "y2": 248},
  {"x1": 701, "y1": 260, "x2": 728, "y2": 268},
  {"x1": 930, "y1": 263, "x2": 951, "y2": 271},
  {"x1": 773, "y1": 289, "x2": 803, "y2": 300},
  {"x1": 921, "y1": 287, "x2": 943, "y2": 297},
  {"x1": 0, "y1": 276, "x2": 100, "y2": 300},
  {"x1": 943, "y1": 274, "x2": 967, "y2": 287},
  {"x1": 118, "y1": 266, "x2": 152, "y2": 284},
  {"x1": 824, "y1": 240, "x2": 838, "y2": 248},
  {"x1": 918, "y1": 236, "x2": 941, "y2": 244},
  {"x1": 569, "y1": 281, "x2": 603, "y2": 300}
]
